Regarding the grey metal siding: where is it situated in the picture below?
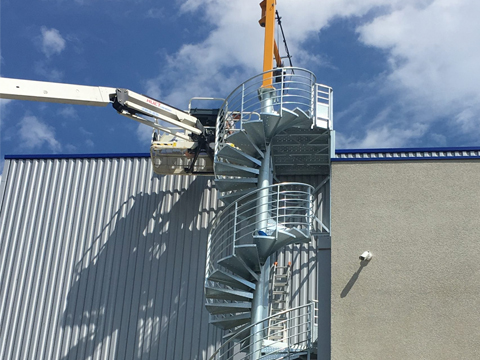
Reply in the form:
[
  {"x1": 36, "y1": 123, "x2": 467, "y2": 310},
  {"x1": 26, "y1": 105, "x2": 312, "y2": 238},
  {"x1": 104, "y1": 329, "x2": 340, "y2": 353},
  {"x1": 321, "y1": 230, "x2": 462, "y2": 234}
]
[
  {"x1": 0, "y1": 157, "x2": 223, "y2": 360},
  {"x1": 275, "y1": 174, "x2": 331, "y2": 306},
  {"x1": 0, "y1": 156, "x2": 320, "y2": 360}
]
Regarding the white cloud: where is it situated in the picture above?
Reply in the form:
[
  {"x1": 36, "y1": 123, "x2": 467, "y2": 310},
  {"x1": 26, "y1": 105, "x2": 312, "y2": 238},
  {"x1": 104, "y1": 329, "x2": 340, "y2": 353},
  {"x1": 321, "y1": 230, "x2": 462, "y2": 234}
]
[
  {"x1": 58, "y1": 106, "x2": 79, "y2": 119},
  {"x1": 358, "y1": 0, "x2": 480, "y2": 112},
  {"x1": 0, "y1": 99, "x2": 12, "y2": 111},
  {"x1": 0, "y1": 99, "x2": 12, "y2": 108},
  {"x1": 147, "y1": 0, "x2": 480, "y2": 148},
  {"x1": 0, "y1": 99, "x2": 12, "y2": 127},
  {"x1": 19, "y1": 115, "x2": 61, "y2": 151},
  {"x1": 352, "y1": 0, "x2": 480, "y2": 146},
  {"x1": 34, "y1": 61, "x2": 64, "y2": 81},
  {"x1": 39, "y1": 27, "x2": 66, "y2": 57},
  {"x1": 145, "y1": 0, "x2": 414, "y2": 106},
  {"x1": 145, "y1": 0, "x2": 264, "y2": 106},
  {"x1": 146, "y1": 8, "x2": 165, "y2": 19},
  {"x1": 136, "y1": 124, "x2": 152, "y2": 145}
]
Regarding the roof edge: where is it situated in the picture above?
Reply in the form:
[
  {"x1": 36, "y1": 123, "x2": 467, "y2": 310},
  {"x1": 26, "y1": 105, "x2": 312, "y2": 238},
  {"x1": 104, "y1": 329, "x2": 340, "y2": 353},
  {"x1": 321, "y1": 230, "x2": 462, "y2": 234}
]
[
  {"x1": 333, "y1": 146, "x2": 480, "y2": 162},
  {"x1": 4, "y1": 146, "x2": 480, "y2": 161},
  {"x1": 4, "y1": 153, "x2": 151, "y2": 160}
]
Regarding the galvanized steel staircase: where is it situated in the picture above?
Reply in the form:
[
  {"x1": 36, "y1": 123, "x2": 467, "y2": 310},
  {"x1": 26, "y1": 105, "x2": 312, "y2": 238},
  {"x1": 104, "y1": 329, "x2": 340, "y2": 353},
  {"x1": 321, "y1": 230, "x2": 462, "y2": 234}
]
[{"x1": 205, "y1": 67, "x2": 332, "y2": 359}]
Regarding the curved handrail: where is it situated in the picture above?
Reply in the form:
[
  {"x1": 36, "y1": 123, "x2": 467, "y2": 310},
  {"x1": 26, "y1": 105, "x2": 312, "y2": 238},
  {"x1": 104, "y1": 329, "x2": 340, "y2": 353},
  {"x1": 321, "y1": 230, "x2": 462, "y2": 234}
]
[
  {"x1": 211, "y1": 182, "x2": 314, "y2": 230},
  {"x1": 209, "y1": 301, "x2": 318, "y2": 360},
  {"x1": 205, "y1": 182, "x2": 315, "y2": 282},
  {"x1": 214, "y1": 67, "x2": 318, "y2": 164}
]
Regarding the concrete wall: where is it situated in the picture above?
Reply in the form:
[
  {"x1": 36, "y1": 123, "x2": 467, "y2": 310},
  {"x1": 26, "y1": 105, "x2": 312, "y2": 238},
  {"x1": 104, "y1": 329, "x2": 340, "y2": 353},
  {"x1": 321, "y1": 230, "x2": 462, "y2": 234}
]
[{"x1": 331, "y1": 160, "x2": 480, "y2": 360}]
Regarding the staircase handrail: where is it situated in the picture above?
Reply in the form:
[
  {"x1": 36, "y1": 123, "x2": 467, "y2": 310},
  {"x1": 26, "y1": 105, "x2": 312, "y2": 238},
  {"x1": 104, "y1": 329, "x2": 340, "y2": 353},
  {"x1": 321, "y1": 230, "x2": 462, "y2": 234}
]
[
  {"x1": 206, "y1": 182, "x2": 315, "y2": 280},
  {"x1": 214, "y1": 67, "x2": 318, "y2": 162},
  {"x1": 209, "y1": 301, "x2": 318, "y2": 360}
]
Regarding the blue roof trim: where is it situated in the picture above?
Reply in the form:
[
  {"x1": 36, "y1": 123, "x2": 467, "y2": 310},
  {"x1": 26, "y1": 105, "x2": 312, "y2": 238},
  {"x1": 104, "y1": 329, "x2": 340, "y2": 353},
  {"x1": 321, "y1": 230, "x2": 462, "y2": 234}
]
[
  {"x1": 5, "y1": 153, "x2": 151, "y2": 160},
  {"x1": 5, "y1": 146, "x2": 480, "y2": 162},
  {"x1": 333, "y1": 147, "x2": 480, "y2": 162},
  {"x1": 335, "y1": 146, "x2": 480, "y2": 153},
  {"x1": 332, "y1": 156, "x2": 480, "y2": 162}
]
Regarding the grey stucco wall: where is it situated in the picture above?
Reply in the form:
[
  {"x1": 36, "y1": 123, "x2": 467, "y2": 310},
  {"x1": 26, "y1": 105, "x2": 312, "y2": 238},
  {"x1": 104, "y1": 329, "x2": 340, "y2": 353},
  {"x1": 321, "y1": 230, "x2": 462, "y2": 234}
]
[{"x1": 331, "y1": 160, "x2": 480, "y2": 360}]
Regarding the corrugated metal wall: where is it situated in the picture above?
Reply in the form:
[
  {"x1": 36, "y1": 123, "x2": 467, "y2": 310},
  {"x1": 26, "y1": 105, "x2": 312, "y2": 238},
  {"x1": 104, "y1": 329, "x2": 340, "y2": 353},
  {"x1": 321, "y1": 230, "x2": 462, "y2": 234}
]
[
  {"x1": 0, "y1": 156, "x2": 321, "y2": 360},
  {"x1": 273, "y1": 174, "x2": 330, "y2": 308},
  {"x1": 0, "y1": 157, "x2": 223, "y2": 360}
]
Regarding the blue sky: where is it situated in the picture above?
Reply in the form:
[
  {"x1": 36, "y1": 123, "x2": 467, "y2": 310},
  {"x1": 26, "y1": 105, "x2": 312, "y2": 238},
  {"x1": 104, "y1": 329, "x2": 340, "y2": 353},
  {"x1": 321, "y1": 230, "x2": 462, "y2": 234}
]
[{"x1": 1, "y1": 0, "x2": 480, "y2": 175}]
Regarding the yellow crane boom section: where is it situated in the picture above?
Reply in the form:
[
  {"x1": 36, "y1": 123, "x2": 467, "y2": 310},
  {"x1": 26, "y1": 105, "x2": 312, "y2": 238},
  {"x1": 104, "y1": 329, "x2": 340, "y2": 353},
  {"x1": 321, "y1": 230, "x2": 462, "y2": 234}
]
[{"x1": 259, "y1": 0, "x2": 281, "y2": 88}]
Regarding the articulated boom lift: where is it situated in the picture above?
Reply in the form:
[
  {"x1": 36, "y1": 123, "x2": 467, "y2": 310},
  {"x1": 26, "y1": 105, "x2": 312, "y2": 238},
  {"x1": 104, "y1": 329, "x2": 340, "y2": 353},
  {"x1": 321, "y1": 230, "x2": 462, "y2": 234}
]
[{"x1": 0, "y1": 77, "x2": 219, "y2": 175}]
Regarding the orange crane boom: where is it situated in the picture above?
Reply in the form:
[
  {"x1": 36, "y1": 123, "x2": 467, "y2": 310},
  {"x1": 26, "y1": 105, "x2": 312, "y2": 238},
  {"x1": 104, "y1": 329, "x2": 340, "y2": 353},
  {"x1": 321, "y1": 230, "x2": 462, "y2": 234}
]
[{"x1": 259, "y1": 0, "x2": 282, "y2": 88}]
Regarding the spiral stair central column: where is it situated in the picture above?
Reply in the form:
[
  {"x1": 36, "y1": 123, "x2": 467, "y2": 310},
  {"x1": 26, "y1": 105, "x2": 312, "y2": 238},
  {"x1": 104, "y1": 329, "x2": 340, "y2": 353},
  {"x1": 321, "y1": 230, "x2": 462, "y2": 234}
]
[
  {"x1": 251, "y1": 143, "x2": 272, "y2": 359},
  {"x1": 251, "y1": 87, "x2": 275, "y2": 358}
]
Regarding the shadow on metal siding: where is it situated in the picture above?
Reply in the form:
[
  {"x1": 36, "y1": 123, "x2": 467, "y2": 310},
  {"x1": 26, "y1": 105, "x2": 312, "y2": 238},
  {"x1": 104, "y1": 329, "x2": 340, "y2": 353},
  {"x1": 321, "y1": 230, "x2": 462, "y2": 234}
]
[
  {"x1": 272, "y1": 174, "x2": 330, "y2": 308},
  {"x1": 0, "y1": 157, "x2": 223, "y2": 360}
]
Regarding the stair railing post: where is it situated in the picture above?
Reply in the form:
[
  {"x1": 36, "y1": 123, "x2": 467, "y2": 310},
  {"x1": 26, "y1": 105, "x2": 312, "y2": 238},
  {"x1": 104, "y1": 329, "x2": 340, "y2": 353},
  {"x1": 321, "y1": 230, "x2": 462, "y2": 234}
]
[
  {"x1": 307, "y1": 302, "x2": 314, "y2": 360},
  {"x1": 275, "y1": 184, "x2": 280, "y2": 240},
  {"x1": 280, "y1": 69, "x2": 284, "y2": 117},
  {"x1": 287, "y1": 308, "x2": 291, "y2": 358},
  {"x1": 233, "y1": 202, "x2": 238, "y2": 255},
  {"x1": 308, "y1": 185, "x2": 312, "y2": 235},
  {"x1": 240, "y1": 83, "x2": 245, "y2": 130}
]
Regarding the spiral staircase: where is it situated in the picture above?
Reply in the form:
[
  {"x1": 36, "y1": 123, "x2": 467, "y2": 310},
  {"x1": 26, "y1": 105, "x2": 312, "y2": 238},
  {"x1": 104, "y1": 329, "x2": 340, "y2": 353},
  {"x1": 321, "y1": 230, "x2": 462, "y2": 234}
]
[{"x1": 205, "y1": 67, "x2": 332, "y2": 360}]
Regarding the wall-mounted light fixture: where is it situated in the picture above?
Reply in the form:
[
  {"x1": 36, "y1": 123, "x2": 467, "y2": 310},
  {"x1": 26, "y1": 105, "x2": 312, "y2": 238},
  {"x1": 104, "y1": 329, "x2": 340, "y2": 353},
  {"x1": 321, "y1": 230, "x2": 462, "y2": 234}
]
[{"x1": 359, "y1": 251, "x2": 373, "y2": 261}]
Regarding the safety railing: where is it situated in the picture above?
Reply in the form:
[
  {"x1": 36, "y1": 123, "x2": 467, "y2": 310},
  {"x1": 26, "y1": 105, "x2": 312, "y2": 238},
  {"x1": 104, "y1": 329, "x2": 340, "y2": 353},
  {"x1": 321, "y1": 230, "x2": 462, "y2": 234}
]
[
  {"x1": 214, "y1": 67, "x2": 317, "y2": 161},
  {"x1": 205, "y1": 183, "x2": 315, "y2": 283},
  {"x1": 315, "y1": 84, "x2": 333, "y2": 130},
  {"x1": 209, "y1": 301, "x2": 318, "y2": 360}
]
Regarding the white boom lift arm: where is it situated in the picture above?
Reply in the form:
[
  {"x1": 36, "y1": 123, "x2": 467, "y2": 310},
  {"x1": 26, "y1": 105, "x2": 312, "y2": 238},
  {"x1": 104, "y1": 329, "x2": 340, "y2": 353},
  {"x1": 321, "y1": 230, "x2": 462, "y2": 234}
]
[
  {"x1": 0, "y1": 77, "x2": 217, "y2": 175},
  {"x1": 0, "y1": 77, "x2": 203, "y2": 140}
]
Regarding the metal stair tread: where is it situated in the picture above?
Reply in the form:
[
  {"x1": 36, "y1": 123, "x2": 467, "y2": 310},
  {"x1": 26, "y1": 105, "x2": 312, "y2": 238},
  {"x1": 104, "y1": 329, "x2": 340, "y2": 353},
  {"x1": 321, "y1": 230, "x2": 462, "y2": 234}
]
[
  {"x1": 207, "y1": 269, "x2": 256, "y2": 291},
  {"x1": 234, "y1": 244, "x2": 261, "y2": 273},
  {"x1": 288, "y1": 227, "x2": 310, "y2": 241},
  {"x1": 292, "y1": 107, "x2": 311, "y2": 128},
  {"x1": 226, "y1": 130, "x2": 264, "y2": 158},
  {"x1": 209, "y1": 313, "x2": 251, "y2": 330},
  {"x1": 260, "y1": 112, "x2": 281, "y2": 141},
  {"x1": 262, "y1": 108, "x2": 300, "y2": 140},
  {"x1": 218, "y1": 254, "x2": 259, "y2": 282},
  {"x1": 218, "y1": 188, "x2": 256, "y2": 205},
  {"x1": 222, "y1": 323, "x2": 250, "y2": 342},
  {"x1": 264, "y1": 229, "x2": 297, "y2": 256},
  {"x1": 205, "y1": 286, "x2": 253, "y2": 301},
  {"x1": 216, "y1": 144, "x2": 262, "y2": 167},
  {"x1": 242, "y1": 120, "x2": 266, "y2": 150},
  {"x1": 214, "y1": 162, "x2": 260, "y2": 177},
  {"x1": 204, "y1": 302, "x2": 252, "y2": 315},
  {"x1": 214, "y1": 177, "x2": 258, "y2": 192}
]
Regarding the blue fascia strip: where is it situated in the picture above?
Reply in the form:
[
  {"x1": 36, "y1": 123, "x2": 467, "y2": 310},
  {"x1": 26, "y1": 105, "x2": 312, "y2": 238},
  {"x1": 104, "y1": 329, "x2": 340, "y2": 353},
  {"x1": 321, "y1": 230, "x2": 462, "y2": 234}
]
[
  {"x1": 332, "y1": 156, "x2": 480, "y2": 162},
  {"x1": 5, "y1": 147, "x2": 480, "y2": 162},
  {"x1": 5, "y1": 153, "x2": 151, "y2": 160},
  {"x1": 335, "y1": 146, "x2": 480, "y2": 153}
]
